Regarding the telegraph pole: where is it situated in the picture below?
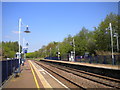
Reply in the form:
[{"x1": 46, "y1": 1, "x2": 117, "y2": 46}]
[
  {"x1": 109, "y1": 23, "x2": 115, "y2": 65},
  {"x1": 57, "y1": 44, "x2": 60, "y2": 60},
  {"x1": 73, "y1": 38, "x2": 75, "y2": 61},
  {"x1": 116, "y1": 34, "x2": 119, "y2": 52}
]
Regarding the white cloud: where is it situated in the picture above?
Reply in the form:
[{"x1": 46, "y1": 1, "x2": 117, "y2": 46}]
[{"x1": 12, "y1": 31, "x2": 22, "y2": 34}]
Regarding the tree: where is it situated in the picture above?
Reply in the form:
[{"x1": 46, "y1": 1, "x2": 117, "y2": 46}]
[
  {"x1": 26, "y1": 13, "x2": 120, "y2": 58},
  {"x1": 2, "y1": 41, "x2": 22, "y2": 58},
  {"x1": 94, "y1": 13, "x2": 119, "y2": 52}
]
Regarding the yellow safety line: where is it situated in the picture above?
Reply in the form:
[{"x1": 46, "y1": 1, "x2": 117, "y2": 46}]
[
  {"x1": 29, "y1": 60, "x2": 53, "y2": 89},
  {"x1": 28, "y1": 60, "x2": 40, "y2": 89}
]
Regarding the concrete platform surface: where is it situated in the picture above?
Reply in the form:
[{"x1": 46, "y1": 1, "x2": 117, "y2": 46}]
[
  {"x1": 3, "y1": 60, "x2": 69, "y2": 89},
  {"x1": 42, "y1": 59, "x2": 120, "y2": 70},
  {"x1": 3, "y1": 60, "x2": 37, "y2": 88}
]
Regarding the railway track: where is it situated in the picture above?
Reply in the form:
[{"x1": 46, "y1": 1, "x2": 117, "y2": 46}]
[
  {"x1": 34, "y1": 61, "x2": 85, "y2": 89},
  {"x1": 40, "y1": 61, "x2": 120, "y2": 88},
  {"x1": 34, "y1": 60, "x2": 120, "y2": 89}
]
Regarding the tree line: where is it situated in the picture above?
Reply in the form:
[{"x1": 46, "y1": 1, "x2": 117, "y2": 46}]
[
  {"x1": 1, "y1": 13, "x2": 119, "y2": 59},
  {"x1": 27, "y1": 13, "x2": 120, "y2": 58},
  {"x1": 2, "y1": 41, "x2": 22, "y2": 59}
]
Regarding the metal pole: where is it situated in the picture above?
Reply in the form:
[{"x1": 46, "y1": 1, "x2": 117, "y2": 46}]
[
  {"x1": 18, "y1": 18, "x2": 22, "y2": 73},
  {"x1": 23, "y1": 38, "x2": 25, "y2": 60},
  {"x1": 117, "y1": 35, "x2": 119, "y2": 52},
  {"x1": 73, "y1": 38, "x2": 75, "y2": 61},
  {"x1": 109, "y1": 23, "x2": 115, "y2": 65},
  {"x1": 58, "y1": 44, "x2": 60, "y2": 60},
  {"x1": 50, "y1": 48, "x2": 51, "y2": 59}
]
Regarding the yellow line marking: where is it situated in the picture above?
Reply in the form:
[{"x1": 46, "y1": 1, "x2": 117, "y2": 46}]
[
  {"x1": 28, "y1": 60, "x2": 40, "y2": 89},
  {"x1": 29, "y1": 60, "x2": 53, "y2": 89}
]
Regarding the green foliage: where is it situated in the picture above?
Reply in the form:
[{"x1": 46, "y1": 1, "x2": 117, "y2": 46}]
[
  {"x1": 27, "y1": 13, "x2": 120, "y2": 58},
  {"x1": 94, "y1": 13, "x2": 119, "y2": 52},
  {"x1": 2, "y1": 41, "x2": 22, "y2": 58},
  {"x1": 60, "y1": 35, "x2": 73, "y2": 56},
  {"x1": 74, "y1": 28, "x2": 96, "y2": 55}
]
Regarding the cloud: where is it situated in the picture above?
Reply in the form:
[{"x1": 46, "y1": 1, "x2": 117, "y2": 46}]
[{"x1": 12, "y1": 31, "x2": 22, "y2": 34}]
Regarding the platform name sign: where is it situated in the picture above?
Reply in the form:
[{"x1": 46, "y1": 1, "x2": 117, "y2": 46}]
[
  {"x1": 23, "y1": 48, "x2": 28, "y2": 54},
  {"x1": 16, "y1": 52, "x2": 21, "y2": 59},
  {"x1": 24, "y1": 49, "x2": 27, "y2": 53}
]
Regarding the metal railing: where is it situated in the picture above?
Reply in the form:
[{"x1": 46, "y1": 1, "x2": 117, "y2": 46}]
[
  {"x1": 0, "y1": 59, "x2": 21, "y2": 86},
  {"x1": 45, "y1": 55, "x2": 120, "y2": 65},
  {"x1": 75, "y1": 55, "x2": 120, "y2": 65}
]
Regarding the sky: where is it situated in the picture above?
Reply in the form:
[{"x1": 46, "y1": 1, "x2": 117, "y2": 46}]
[{"x1": 2, "y1": 2, "x2": 118, "y2": 52}]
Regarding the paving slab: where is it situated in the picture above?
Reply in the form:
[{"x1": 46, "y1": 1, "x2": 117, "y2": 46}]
[
  {"x1": 3, "y1": 60, "x2": 37, "y2": 88},
  {"x1": 3, "y1": 60, "x2": 69, "y2": 89}
]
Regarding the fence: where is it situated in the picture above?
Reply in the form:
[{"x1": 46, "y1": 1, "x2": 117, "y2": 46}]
[
  {"x1": 0, "y1": 59, "x2": 21, "y2": 86},
  {"x1": 45, "y1": 55, "x2": 120, "y2": 65},
  {"x1": 45, "y1": 57, "x2": 59, "y2": 60},
  {"x1": 75, "y1": 55, "x2": 120, "y2": 65}
]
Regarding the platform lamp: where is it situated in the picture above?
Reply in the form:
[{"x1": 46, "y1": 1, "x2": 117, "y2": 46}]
[
  {"x1": 106, "y1": 23, "x2": 115, "y2": 65},
  {"x1": 18, "y1": 18, "x2": 30, "y2": 74},
  {"x1": 24, "y1": 25, "x2": 31, "y2": 33}
]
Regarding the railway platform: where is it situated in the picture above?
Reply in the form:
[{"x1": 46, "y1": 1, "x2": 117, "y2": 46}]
[
  {"x1": 2, "y1": 60, "x2": 70, "y2": 89},
  {"x1": 3, "y1": 60, "x2": 37, "y2": 88},
  {"x1": 42, "y1": 59, "x2": 120, "y2": 70},
  {"x1": 40, "y1": 59, "x2": 120, "y2": 79},
  {"x1": 2, "y1": 59, "x2": 120, "y2": 89}
]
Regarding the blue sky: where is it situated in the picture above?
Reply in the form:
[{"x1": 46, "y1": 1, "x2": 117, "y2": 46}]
[{"x1": 2, "y1": 2, "x2": 118, "y2": 52}]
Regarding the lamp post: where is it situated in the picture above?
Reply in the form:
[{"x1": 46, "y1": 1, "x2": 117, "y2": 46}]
[
  {"x1": 116, "y1": 34, "x2": 119, "y2": 52},
  {"x1": 109, "y1": 23, "x2": 115, "y2": 65},
  {"x1": 70, "y1": 38, "x2": 75, "y2": 61},
  {"x1": 18, "y1": 18, "x2": 30, "y2": 73},
  {"x1": 50, "y1": 47, "x2": 51, "y2": 59},
  {"x1": 114, "y1": 33, "x2": 119, "y2": 52},
  {"x1": 106, "y1": 23, "x2": 115, "y2": 65},
  {"x1": 73, "y1": 38, "x2": 75, "y2": 61},
  {"x1": 56, "y1": 44, "x2": 60, "y2": 60},
  {"x1": 18, "y1": 18, "x2": 22, "y2": 73},
  {"x1": 22, "y1": 38, "x2": 25, "y2": 61}
]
